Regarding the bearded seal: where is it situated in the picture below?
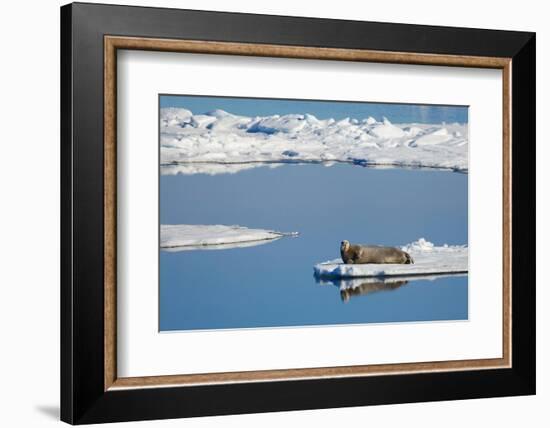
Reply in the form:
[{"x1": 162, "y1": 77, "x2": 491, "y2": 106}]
[{"x1": 340, "y1": 240, "x2": 414, "y2": 265}]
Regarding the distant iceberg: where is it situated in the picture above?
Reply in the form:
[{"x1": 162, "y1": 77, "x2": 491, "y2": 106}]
[
  {"x1": 313, "y1": 239, "x2": 468, "y2": 278},
  {"x1": 160, "y1": 108, "x2": 468, "y2": 175},
  {"x1": 161, "y1": 224, "x2": 298, "y2": 251}
]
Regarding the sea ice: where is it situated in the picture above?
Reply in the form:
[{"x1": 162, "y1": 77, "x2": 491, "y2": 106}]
[
  {"x1": 160, "y1": 108, "x2": 468, "y2": 175},
  {"x1": 313, "y1": 238, "x2": 468, "y2": 278},
  {"x1": 161, "y1": 224, "x2": 298, "y2": 251}
]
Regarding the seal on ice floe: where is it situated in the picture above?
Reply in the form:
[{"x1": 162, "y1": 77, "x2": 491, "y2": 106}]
[{"x1": 340, "y1": 240, "x2": 414, "y2": 265}]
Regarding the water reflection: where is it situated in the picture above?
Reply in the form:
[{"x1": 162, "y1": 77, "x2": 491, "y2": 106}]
[{"x1": 315, "y1": 273, "x2": 467, "y2": 303}]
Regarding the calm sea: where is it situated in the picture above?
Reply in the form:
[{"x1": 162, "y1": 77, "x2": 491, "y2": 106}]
[{"x1": 159, "y1": 164, "x2": 468, "y2": 331}]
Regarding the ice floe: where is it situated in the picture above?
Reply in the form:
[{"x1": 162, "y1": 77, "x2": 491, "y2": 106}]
[
  {"x1": 313, "y1": 238, "x2": 468, "y2": 278},
  {"x1": 161, "y1": 224, "x2": 298, "y2": 251},
  {"x1": 160, "y1": 108, "x2": 468, "y2": 175}
]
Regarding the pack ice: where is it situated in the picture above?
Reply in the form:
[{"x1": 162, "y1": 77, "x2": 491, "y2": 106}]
[{"x1": 160, "y1": 108, "x2": 468, "y2": 175}]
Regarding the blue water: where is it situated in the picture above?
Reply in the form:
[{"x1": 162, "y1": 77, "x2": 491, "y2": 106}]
[
  {"x1": 159, "y1": 164, "x2": 468, "y2": 331},
  {"x1": 160, "y1": 95, "x2": 468, "y2": 124}
]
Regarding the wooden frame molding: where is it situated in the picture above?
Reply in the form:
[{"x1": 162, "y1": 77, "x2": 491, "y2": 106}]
[{"x1": 104, "y1": 35, "x2": 513, "y2": 391}]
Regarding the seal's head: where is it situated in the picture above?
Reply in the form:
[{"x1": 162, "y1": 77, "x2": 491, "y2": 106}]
[{"x1": 340, "y1": 240, "x2": 350, "y2": 252}]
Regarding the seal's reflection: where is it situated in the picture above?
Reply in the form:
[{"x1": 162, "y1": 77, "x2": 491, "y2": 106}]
[
  {"x1": 315, "y1": 276, "x2": 409, "y2": 303},
  {"x1": 315, "y1": 272, "x2": 468, "y2": 303},
  {"x1": 339, "y1": 279, "x2": 409, "y2": 302}
]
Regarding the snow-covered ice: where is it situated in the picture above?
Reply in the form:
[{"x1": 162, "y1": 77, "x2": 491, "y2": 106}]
[
  {"x1": 313, "y1": 238, "x2": 468, "y2": 278},
  {"x1": 160, "y1": 108, "x2": 468, "y2": 175},
  {"x1": 161, "y1": 162, "x2": 283, "y2": 176},
  {"x1": 161, "y1": 224, "x2": 298, "y2": 251}
]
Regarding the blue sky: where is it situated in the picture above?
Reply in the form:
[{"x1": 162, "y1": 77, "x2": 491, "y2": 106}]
[{"x1": 160, "y1": 94, "x2": 468, "y2": 124}]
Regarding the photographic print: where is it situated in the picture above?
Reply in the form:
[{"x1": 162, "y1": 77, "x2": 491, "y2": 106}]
[{"x1": 159, "y1": 95, "x2": 468, "y2": 332}]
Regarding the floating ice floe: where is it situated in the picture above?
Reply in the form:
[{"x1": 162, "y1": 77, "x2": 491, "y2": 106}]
[
  {"x1": 313, "y1": 238, "x2": 468, "y2": 278},
  {"x1": 161, "y1": 224, "x2": 298, "y2": 251},
  {"x1": 160, "y1": 108, "x2": 468, "y2": 175}
]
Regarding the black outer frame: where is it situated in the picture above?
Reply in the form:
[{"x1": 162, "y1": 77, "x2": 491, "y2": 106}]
[{"x1": 60, "y1": 2, "x2": 535, "y2": 424}]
